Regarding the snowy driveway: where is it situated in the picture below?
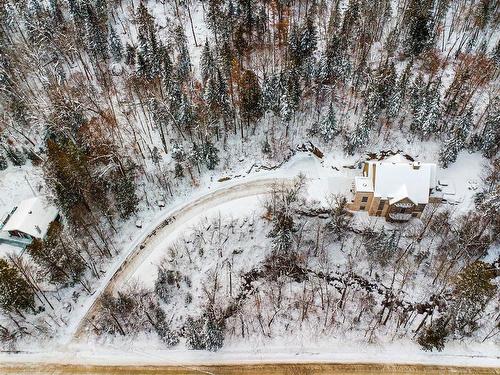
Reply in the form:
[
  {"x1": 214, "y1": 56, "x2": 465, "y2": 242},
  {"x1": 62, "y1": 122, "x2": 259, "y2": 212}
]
[{"x1": 69, "y1": 176, "x2": 295, "y2": 341}]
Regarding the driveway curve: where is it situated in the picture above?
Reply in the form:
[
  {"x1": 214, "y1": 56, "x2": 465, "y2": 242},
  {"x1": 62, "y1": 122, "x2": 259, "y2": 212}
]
[{"x1": 71, "y1": 177, "x2": 293, "y2": 340}]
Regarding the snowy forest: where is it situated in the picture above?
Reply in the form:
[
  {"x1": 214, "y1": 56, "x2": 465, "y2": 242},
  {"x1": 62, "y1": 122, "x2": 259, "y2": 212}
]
[{"x1": 0, "y1": 0, "x2": 499, "y2": 356}]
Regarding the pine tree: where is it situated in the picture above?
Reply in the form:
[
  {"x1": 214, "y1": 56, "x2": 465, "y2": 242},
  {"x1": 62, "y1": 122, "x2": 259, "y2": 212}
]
[
  {"x1": 5, "y1": 146, "x2": 26, "y2": 166},
  {"x1": 160, "y1": 48, "x2": 173, "y2": 89},
  {"x1": 112, "y1": 168, "x2": 139, "y2": 219},
  {"x1": 239, "y1": 69, "x2": 263, "y2": 126},
  {"x1": 404, "y1": 0, "x2": 433, "y2": 56},
  {"x1": 174, "y1": 26, "x2": 191, "y2": 80},
  {"x1": 318, "y1": 34, "x2": 350, "y2": 84},
  {"x1": 438, "y1": 136, "x2": 461, "y2": 168},
  {"x1": 27, "y1": 222, "x2": 86, "y2": 286},
  {"x1": 202, "y1": 141, "x2": 219, "y2": 170},
  {"x1": 421, "y1": 82, "x2": 442, "y2": 138},
  {"x1": 417, "y1": 316, "x2": 449, "y2": 352},
  {"x1": 439, "y1": 108, "x2": 472, "y2": 167},
  {"x1": 344, "y1": 122, "x2": 369, "y2": 155},
  {"x1": 149, "y1": 304, "x2": 179, "y2": 347},
  {"x1": 154, "y1": 268, "x2": 179, "y2": 303},
  {"x1": 174, "y1": 162, "x2": 184, "y2": 178},
  {"x1": 95, "y1": 0, "x2": 108, "y2": 23},
  {"x1": 326, "y1": 195, "x2": 352, "y2": 241},
  {"x1": 125, "y1": 43, "x2": 136, "y2": 65},
  {"x1": 480, "y1": 100, "x2": 499, "y2": 158},
  {"x1": 280, "y1": 68, "x2": 300, "y2": 122},
  {"x1": 184, "y1": 312, "x2": 225, "y2": 351},
  {"x1": 409, "y1": 74, "x2": 426, "y2": 134},
  {"x1": 204, "y1": 313, "x2": 225, "y2": 351},
  {"x1": 189, "y1": 142, "x2": 203, "y2": 173},
  {"x1": 200, "y1": 39, "x2": 215, "y2": 83},
  {"x1": 261, "y1": 73, "x2": 280, "y2": 115},
  {"x1": 0, "y1": 153, "x2": 7, "y2": 170},
  {"x1": 109, "y1": 25, "x2": 123, "y2": 62},
  {"x1": 83, "y1": 3, "x2": 109, "y2": 61},
  {"x1": 0, "y1": 259, "x2": 35, "y2": 312},
  {"x1": 318, "y1": 103, "x2": 340, "y2": 142},
  {"x1": 450, "y1": 261, "x2": 497, "y2": 337}
]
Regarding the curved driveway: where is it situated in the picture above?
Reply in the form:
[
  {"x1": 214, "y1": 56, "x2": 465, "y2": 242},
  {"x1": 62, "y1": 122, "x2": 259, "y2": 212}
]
[{"x1": 72, "y1": 177, "x2": 292, "y2": 340}]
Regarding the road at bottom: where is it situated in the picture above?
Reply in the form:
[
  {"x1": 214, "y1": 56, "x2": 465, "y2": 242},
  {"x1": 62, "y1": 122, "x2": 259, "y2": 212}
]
[{"x1": 1, "y1": 363, "x2": 499, "y2": 375}]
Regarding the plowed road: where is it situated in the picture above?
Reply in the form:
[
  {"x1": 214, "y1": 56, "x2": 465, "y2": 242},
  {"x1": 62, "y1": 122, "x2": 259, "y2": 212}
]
[{"x1": 1, "y1": 362, "x2": 499, "y2": 374}]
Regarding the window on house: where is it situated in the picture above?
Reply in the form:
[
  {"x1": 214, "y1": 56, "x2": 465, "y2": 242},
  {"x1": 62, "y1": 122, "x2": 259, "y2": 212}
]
[
  {"x1": 378, "y1": 200, "x2": 385, "y2": 210},
  {"x1": 361, "y1": 196, "x2": 368, "y2": 203}
]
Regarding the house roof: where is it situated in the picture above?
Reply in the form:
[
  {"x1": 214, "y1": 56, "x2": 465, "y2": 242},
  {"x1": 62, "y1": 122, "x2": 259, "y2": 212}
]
[
  {"x1": 354, "y1": 176, "x2": 373, "y2": 192},
  {"x1": 367, "y1": 159, "x2": 437, "y2": 205},
  {"x1": 2, "y1": 197, "x2": 59, "y2": 238}
]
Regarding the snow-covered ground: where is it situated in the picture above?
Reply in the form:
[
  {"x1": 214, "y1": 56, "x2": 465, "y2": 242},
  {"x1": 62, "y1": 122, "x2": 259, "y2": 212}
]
[
  {"x1": 0, "y1": 150, "x2": 496, "y2": 365},
  {"x1": 1, "y1": 338, "x2": 499, "y2": 368}
]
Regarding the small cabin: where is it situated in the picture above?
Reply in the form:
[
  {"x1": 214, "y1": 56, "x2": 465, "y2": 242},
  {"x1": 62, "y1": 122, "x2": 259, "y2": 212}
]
[
  {"x1": 349, "y1": 155, "x2": 440, "y2": 222},
  {"x1": 0, "y1": 197, "x2": 59, "y2": 248}
]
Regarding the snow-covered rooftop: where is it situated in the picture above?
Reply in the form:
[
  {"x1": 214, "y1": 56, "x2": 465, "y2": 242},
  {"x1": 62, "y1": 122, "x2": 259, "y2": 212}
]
[
  {"x1": 354, "y1": 176, "x2": 373, "y2": 192},
  {"x1": 366, "y1": 159, "x2": 437, "y2": 205},
  {"x1": 2, "y1": 197, "x2": 59, "y2": 239}
]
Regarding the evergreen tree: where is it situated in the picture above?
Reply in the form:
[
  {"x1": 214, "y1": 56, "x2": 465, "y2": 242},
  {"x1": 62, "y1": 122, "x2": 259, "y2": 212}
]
[
  {"x1": 149, "y1": 304, "x2": 179, "y2": 346},
  {"x1": 239, "y1": 69, "x2": 263, "y2": 126},
  {"x1": 83, "y1": 3, "x2": 108, "y2": 61},
  {"x1": 189, "y1": 142, "x2": 203, "y2": 173},
  {"x1": 0, "y1": 153, "x2": 7, "y2": 170},
  {"x1": 449, "y1": 261, "x2": 497, "y2": 337},
  {"x1": 5, "y1": 146, "x2": 26, "y2": 166},
  {"x1": 317, "y1": 103, "x2": 340, "y2": 142},
  {"x1": 404, "y1": 0, "x2": 433, "y2": 56},
  {"x1": 261, "y1": 73, "x2": 280, "y2": 115},
  {"x1": 421, "y1": 82, "x2": 442, "y2": 138},
  {"x1": 438, "y1": 136, "x2": 461, "y2": 168},
  {"x1": 280, "y1": 67, "x2": 301, "y2": 122},
  {"x1": 95, "y1": 0, "x2": 108, "y2": 23},
  {"x1": 174, "y1": 162, "x2": 184, "y2": 178},
  {"x1": 480, "y1": 100, "x2": 499, "y2": 158},
  {"x1": 388, "y1": 61, "x2": 412, "y2": 119},
  {"x1": 344, "y1": 122, "x2": 369, "y2": 155},
  {"x1": 409, "y1": 74, "x2": 426, "y2": 134},
  {"x1": 109, "y1": 25, "x2": 123, "y2": 62},
  {"x1": 184, "y1": 313, "x2": 225, "y2": 351},
  {"x1": 269, "y1": 207, "x2": 295, "y2": 254},
  {"x1": 439, "y1": 107, "x2": 473, "y2": 167},
  {"x1": 154, "y1": 268, "x2": 179, "y2": 303},
  {"x1": 27, "y1": 222, "x2": 86, "y2": 286},
  {"x1": 125, "y1": 43, "x2": 136, "y2": 66},
  {"x1": 202, "y1": 141, "x2": 219, "y2": 170},
  {"x1": 326, "y1": 195, "x2": 352, "y2": 241},
  {"x1": 200, "y1": 39, "x2": 215, "y2": 83},
  {"x1": 318, "y1": 34, "x2": 350, "y2": 84},
  {"x1": 363, "y1": 228, "x2": 400, "y2": 268},
  {"x1": 160, "y1": 48, "x2": 173, "y2": 89},
  {"x1": 417, "y1": 316, "x2": 449, "y2": 352},
  {"x1": 0, "y1": 259, "x2": 35, "y2": 312},
  {"x1": 174, "y1": 26, "x2": 191, "y2": 80},
  {"x1": 112, "y1": 168, "x2": 139, "y2": 219}
]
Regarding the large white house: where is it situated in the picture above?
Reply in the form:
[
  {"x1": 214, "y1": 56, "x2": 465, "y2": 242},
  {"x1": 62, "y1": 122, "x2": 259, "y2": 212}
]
[
  {"x1": 0, "y1": 196, "x2": 59, "y2": 248},
  {"x1": 348, "y1": 154, "x2": 441, "y2": 221}
]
